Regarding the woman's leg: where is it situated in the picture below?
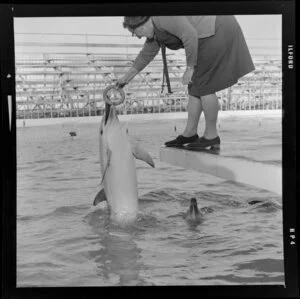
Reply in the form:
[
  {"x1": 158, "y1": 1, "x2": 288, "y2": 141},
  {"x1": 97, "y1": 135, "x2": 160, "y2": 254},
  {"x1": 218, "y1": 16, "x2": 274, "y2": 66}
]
[
  {"x1": 201, "y1": 93, "x2": 219, "y2": 139},
  {"x1": 182, "y1": 95, "x2": 203, "y2": 137}
]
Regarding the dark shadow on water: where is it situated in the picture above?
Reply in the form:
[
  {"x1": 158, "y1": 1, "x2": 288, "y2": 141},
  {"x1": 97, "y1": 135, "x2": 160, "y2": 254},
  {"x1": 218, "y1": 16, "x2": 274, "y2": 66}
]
[
  {"x1": 236, "y1": 258, "x2": 284, "y2": 274},
  {"x1": 201, "y1": 258, "x2": 285, "y2": 284}
]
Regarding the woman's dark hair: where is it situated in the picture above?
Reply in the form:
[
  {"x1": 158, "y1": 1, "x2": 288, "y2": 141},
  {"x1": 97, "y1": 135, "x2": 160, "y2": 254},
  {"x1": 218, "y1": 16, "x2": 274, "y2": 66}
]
[{"x1": 123, "y1": 16, "x2": 150, "y2": 30}]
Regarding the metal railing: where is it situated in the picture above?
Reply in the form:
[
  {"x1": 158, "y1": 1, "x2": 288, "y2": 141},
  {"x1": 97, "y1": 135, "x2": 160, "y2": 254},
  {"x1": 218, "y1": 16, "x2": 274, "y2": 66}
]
[{"x1": 14, "y1": 33, "x2": 282, "y2": 119}]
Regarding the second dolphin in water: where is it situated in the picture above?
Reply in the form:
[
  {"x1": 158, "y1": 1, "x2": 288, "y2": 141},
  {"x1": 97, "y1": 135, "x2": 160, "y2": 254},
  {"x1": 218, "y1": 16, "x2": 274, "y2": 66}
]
[
  {"x1": 185, "y1": 197, "x2": 203, "y2": 224},
  {"x1": 93, "y1": 104, "x2": 155, "y2": 224}
]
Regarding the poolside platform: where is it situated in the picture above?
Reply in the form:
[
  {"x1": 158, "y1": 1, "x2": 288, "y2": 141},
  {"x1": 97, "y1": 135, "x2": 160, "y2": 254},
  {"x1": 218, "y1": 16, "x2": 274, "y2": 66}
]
[{"x1": 159, "y1": 146, "x2": 282, "y2": 196}]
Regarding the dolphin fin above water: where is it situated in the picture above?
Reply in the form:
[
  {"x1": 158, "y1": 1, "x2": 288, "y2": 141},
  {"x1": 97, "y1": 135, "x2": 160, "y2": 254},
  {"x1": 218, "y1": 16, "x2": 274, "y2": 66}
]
[
  {"x1": 131, "y1": 144, "x2": 155, "y2": 168},
  {"x1": 93, "y1": 187, "x2": 107, "y2": 206}
]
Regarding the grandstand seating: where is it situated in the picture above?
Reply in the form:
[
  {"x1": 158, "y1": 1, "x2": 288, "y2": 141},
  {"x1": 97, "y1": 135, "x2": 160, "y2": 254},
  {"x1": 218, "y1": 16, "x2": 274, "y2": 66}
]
[{"x1": 15, "y1": 38, "x2": 282, "y2": 119}]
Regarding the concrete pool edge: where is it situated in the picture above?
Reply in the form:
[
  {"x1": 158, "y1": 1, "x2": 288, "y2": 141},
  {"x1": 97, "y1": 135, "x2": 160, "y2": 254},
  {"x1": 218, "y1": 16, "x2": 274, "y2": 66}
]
[
  {"x1": 17, "y1": 109, "x2": 282, "y2": 128},
  {"x1": 160, "y1": 146, "x2": 282, "y2": 196}
]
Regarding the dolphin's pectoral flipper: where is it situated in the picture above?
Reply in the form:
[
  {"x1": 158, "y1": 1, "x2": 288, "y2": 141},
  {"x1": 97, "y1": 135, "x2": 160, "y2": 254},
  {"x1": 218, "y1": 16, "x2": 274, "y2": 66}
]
[
  {"x1": 100, "y1": 148, "x2": 112, "y2": 185},
  {"x1": 93, "y1": 187, "x2": 107, "y2": 206},
  {"x1": 131, "y1": 144, "x2": 155, "y2": 168}
]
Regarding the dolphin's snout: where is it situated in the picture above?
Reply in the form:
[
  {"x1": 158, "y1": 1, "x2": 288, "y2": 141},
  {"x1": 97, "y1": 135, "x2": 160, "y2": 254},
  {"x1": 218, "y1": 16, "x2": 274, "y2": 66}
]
[
  {"x1": 104, "y1": 103, "x2": 118, "y2": 126},
  {"x1": 104, "y1": 103, "x2": 111, "y2": 125},
  {"x1": 189, "y1": 198, "x2": 199, "y2": 214},
  {"x1": 190, "y1": 197, "x2": 197, "y2": 206}
]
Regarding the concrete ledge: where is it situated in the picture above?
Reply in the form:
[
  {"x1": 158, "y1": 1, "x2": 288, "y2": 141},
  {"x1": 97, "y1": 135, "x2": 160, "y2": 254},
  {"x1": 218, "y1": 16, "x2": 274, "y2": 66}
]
[
  {"x1": 17, "y1": 110, "x2": 282, "y2": 127},
  {"x1": 159, "y1": 147, "x2": 282, "y2": 196}
]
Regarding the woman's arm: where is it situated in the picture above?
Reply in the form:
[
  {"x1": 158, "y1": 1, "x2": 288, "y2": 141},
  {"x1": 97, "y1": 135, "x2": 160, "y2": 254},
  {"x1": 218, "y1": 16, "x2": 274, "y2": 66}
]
[
  {"x1": 116, "y1": 66, "x2": 139, "y2": 87},
  {"x1": 116, "y1": 39, "x2": 160, "y2": 87},
  {"x1": 132, "y1": 38, "x2": 161, "y2": 72}
]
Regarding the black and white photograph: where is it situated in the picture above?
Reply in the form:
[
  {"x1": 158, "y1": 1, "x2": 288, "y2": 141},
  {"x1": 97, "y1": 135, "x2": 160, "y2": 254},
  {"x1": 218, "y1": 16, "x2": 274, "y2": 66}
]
[{"x1": 1, "y1": 2, "x2": 298, "y2": 297}]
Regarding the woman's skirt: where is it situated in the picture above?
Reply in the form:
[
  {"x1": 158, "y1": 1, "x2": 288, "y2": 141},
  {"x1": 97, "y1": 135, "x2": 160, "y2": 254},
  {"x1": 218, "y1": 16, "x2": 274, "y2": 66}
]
[{"x1": 188, "y1": 15, "x2": 255, "y2": 97}]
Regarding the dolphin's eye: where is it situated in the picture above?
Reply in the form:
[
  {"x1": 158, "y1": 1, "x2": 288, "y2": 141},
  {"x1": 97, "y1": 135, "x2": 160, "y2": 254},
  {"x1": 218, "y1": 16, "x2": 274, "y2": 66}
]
[{"x1": 100, "y1": 130, "x2": 103, "y2": 135}]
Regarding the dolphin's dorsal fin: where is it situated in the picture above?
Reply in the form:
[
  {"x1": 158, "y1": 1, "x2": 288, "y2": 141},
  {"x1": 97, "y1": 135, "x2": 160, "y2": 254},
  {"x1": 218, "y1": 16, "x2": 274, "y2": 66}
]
[
  {"x1": 100, "y1": 148, "x2": 112, "y2": 185},
  {"x1": 131, "y1": 144, "x2": 155, "y2": 168},
  {"x1": 93, "y1": 187, "x2": 107, "y2": 206}
]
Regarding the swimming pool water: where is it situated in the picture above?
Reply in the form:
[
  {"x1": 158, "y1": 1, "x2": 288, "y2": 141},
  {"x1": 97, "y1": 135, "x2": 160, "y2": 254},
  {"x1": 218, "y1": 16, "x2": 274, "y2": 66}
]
[{"x1": 17, "y1": 114, "x2": 283, "y2": 286}]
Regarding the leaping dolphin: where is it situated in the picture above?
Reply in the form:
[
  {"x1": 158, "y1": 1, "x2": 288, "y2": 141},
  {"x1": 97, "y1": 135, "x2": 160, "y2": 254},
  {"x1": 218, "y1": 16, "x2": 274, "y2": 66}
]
[{"x1": 93, "y1": 104, "x2": 155, "y2": 224}]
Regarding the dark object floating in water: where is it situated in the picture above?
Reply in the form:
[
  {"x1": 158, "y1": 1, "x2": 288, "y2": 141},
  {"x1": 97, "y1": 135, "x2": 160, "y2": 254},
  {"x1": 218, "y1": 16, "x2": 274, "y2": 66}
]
[
  {"x1": 248, "y1": 200, "x2": 263, "y2": 205},
  {"x1": 69, "y1": 131, "x2": 77, "y2": 137}
]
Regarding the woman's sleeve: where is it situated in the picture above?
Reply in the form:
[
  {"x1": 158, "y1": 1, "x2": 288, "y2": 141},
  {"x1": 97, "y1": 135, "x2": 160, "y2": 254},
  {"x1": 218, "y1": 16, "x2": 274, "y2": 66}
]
[
  {"x1": 157, "y1": 16, "x2": 198, "y2": 67},
  {"x1": 132, "y1": 39, "x2": 161, "y2": 72}
]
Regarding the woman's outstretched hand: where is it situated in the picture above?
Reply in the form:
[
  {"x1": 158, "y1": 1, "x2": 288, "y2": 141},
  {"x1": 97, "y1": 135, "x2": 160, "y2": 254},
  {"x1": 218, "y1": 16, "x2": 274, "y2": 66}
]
[
  {"x1": 115, "y1": 67, "x2": 139, "y2": 88},
  {"x1": 115, "y1": 76, "x2": 128, "y2": 88},
  {"x1": 182, "y1": 67, "x2": 194, "y2": 85}
]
